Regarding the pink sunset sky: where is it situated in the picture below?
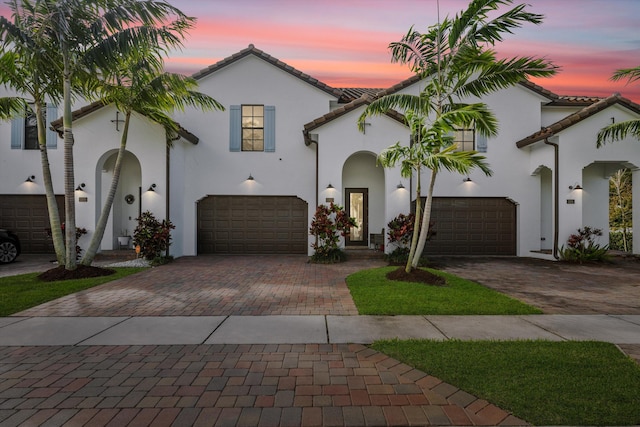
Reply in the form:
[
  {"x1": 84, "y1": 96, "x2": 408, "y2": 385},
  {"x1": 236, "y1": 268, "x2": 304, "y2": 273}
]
[{"x1": 2, "y1": 0, "x2": 639, "y2": 101}]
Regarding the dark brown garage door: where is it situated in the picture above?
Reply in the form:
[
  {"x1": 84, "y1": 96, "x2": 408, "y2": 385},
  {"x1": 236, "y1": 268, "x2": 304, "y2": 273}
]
[
  {"x1": 422, "y1": 197, "x2": 516, "y2": 255},
  {"x1": 0, "y1": 195, "x2": 65, "y2": 253},
  {"x1": 197, "y1": 195, "x2": 308, "y2": 254}
]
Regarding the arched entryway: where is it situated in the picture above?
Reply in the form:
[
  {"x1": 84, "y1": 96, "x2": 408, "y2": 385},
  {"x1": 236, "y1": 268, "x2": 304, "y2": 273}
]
[
  {"x1": 342, "y1": 152, "x2": 385, "y2": 247},
  {"x1": 95, "y1": 150, "x2": 141, "y2": 250}
]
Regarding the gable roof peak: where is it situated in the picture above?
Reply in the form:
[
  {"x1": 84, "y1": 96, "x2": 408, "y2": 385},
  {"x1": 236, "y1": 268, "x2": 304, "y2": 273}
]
[{"x1": 192, "y1": 44, "x2": 342, "y2": 98}]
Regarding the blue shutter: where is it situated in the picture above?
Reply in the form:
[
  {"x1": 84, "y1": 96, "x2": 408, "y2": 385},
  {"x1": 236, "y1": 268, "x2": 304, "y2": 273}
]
[
  {"x1": 476, "y1": 133, "x2": 487, "y2": 153},
  {"x1": 229, "y1": 105, "x2": 241, "y2": 152},
  {"x1": 10, "y1": 115, "x2": 24, "y2": 149},
  {"x1": 46, "y1": 104, "x2": 58, "y2": 148},
  {"x1": 264, "y1": 105, "x2": 275, "y2": 152}
]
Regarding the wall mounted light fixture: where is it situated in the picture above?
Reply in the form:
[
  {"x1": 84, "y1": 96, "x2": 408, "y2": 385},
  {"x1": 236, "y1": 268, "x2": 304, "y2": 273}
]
[
  {"x1": 75, "y1": 183, "x2": 86, "y2": 191},
  {"x1": 463, "y1": 177, "x2": 472, "y2": 183},
  {"x1": 569, "y1": 183, "x2": 582, "y2": 190},
  {"x1": 326, "y1": 183, "x2": 334, "y2": 189},
  {"x1": 147, "y1": 183, "x2": 156, "y2": 192},
  {"x1": 247, "y1": 174, "x2": 254, "y2": 181},
  {"x1": 396, "y1": 182, "x2": 405, "y2": 189},
  {"x1": 25, "y1": 175, "x2": 35, "y2": 183}
]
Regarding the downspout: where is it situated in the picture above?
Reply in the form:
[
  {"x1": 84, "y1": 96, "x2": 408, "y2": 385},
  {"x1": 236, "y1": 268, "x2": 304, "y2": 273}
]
[
  {"x1": 166, "y1": 142, "x2": 171, "y2": 257},
  {"x1": 543, "y1": 137, "x2": 560, "y2": 260}
]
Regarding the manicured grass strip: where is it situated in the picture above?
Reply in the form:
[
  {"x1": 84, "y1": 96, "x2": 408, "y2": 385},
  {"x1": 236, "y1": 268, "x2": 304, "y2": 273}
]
[
  {"x1": 372, "y1": 339, "x2": 640, "y2": 426},
  {"x1": 347, "y1": 266, "x2": 541, "y2": 315},
  {"x1": 0, "y1": 268, "x2": 146, "y2": 316}
]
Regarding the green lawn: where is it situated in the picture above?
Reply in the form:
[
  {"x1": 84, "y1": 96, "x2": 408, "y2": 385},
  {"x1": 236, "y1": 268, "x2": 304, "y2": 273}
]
[
  {"x1": 346, "y1": 266, "x2": 541, "y2": 315},
  {"x1": 372, "y1": 339, "x2": 640, "y2": 426},
  {"x1": 0, "y1": 268, "x2": 146, "y2": 316}
]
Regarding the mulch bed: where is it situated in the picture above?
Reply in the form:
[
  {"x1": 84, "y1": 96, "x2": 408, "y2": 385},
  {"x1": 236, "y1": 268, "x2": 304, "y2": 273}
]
[
  {"x1": 386, "y1": 267, "x2": 447, "y2": 286},
  {"x1": 38, "y1": 265, "x2": 115, "y2": 282}
]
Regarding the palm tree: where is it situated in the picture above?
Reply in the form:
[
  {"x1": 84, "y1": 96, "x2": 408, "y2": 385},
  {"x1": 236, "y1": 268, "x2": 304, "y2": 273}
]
[
  {"x1": 597, "y1": 66, "x2": 640, "y2": 146},
  {"x1": 81, "y1": 56, "x2": 224, "y2": 265},
  {"x1": 1, "y1": 0, "x2": 195, "y2": 270},
  {"x1": 358, "y1": 0, "x2": 557, "y2": 271}
]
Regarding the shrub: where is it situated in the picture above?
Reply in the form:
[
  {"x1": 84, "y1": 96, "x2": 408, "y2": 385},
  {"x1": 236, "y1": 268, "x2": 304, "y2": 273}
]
[
  {"x1": 387, "y1": 213, "x2": 415, "y2": 247},
  {"x1": 45, "y1": 224, "x2": 88, "y2": 260},
  {"x1": 133, "y1": 211, "x2": 175, "y2": 261},
  {"x1": 309, "y1": 203, "x2": 357, "y2": 263},
  {"x1": 609, "y1": 230, "x2": 633, "y2": 252},
  {"x1": 559, "y1": 226, "x2": 609, "y2": 263}
]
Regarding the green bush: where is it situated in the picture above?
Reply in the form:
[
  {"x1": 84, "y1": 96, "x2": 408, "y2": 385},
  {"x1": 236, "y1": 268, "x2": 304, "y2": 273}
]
[
  {"x1": 309, "y1": 203, "x2": 356, "y2": 263},
  {"x1": 609, "y1": 230, "x2": 633, "y2": 252},
  {"x1": 559, "y1": 226, "x2": 609, "y2": 263},
  {"x1": 133, "y1": 211, "x2": 175, "y2": 260}
]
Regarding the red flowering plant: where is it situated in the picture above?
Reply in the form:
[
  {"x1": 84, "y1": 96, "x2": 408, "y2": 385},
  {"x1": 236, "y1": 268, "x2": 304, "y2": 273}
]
[
  {"x1": 386, "y1": 213, "x2": 435, "y2": 265},
  {"x1": 309, "y1": 202, "x2": 357, "y2": 263},
  {"x1": 133, "y1": 211, "x2": 175, "y2": 263},
  {"x1": 559, "y1": 226, "x2": 609, "y2": 263}
]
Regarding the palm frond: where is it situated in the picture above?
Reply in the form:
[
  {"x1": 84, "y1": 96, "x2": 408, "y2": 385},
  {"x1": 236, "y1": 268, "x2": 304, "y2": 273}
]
[
  {"x1": 596, "y1": 119, "x2": 640, "y2": 147},
  {"x1": 423, "y1": 144, "x2": 493, "y2": 176},
  {"x1": 610, "y1": 66, "x2": 640, "y2": 85},
  {"x1": 0, "y1": 96, "x2": 27, "y2": 120}
]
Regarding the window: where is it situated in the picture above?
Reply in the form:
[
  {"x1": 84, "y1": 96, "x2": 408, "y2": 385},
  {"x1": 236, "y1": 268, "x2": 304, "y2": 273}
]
[
  {"x1": 229, "y1": 104, "x2": 276, "y2": 152},
  {"x1": 242, "y1": 105, "x2": 264, "y2": 151},
  {"x1": 11, "y1": 103, "x2": 58, "y2": 150},
  {"x1": 454, "y1": 127, "x2": 475, "y2": 152},
  {"x1": 24, "y1": 107, "x2": 38, "y2": 150}
]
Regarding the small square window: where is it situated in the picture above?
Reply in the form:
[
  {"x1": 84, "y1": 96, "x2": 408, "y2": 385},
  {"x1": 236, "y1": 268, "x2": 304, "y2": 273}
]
[{"x1": 454, "y1": 128, "x2": 475, "y2": 151}]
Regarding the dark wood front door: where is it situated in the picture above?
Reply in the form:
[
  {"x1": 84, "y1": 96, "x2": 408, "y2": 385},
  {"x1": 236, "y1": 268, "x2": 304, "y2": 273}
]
[{"x1": 345, "y1": 188, "x2": 368, "y2": 246}]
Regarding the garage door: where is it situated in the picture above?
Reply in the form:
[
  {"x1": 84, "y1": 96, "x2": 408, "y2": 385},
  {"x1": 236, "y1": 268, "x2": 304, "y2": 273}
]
[
  {"x1": 0, "y1": 195, "x2": 65, "y2": 253},
  {"x1": 422, "y1": 197, "x2": 516, "y2": 255},
  {"x1": 197, "y1": 196, "x2": 308, "y2": 254}
]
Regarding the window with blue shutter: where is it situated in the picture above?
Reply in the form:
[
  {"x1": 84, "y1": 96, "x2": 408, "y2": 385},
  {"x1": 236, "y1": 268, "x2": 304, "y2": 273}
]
[
  {"x1": 230, "y1": 104, "x2": 275, "y2": 152},
  {"x1": 46, "y1": 104, "x2": 58, "y2": 148},
  {"x1": 264, "y1": 105, "x2": 275, "y2": 152},
  {"x1": 10, "y1": 103, "x2": 58, "y2": 149},
  {"x1": 229, "y1": 105, "x2": 241, "y2": 152},
  {"x1": 476, "y1": 133, "x2": 488, "y2": 153}
]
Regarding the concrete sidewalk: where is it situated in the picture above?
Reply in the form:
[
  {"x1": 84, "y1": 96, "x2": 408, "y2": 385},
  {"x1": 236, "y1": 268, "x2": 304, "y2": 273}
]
[{"x1": 2, "y1": 314, "x2": 639, "y2": 346}]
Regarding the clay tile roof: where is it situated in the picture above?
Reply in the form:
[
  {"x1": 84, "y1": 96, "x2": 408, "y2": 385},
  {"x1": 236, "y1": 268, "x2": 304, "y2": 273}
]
[
  {"x1": 302, "y1": 94, "x2": 406, "y2": 145},
  {"x1": 546, "y1": 95, "x2": 604, "y2": 107},
  {"x1": 337, "y1": 88, "x2": 384, "y2": 103},
  {"x1": 516, "y1": 93, "x2": 640, "y2": 148},
  {"x1": 192, "y1": 44, "x2": 343, "y2": 98},
  {"x1": 517, "y1": 79, "x2": 559, "y2": 100},
  {"x1": 49, "y1": 101, "x2": 199, "y2": 145}
]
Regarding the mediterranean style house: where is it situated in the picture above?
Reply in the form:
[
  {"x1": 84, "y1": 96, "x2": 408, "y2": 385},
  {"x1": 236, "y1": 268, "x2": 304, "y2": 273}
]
[{"x1": 1, "y1": 44, "x2": 639, "y2": 259}]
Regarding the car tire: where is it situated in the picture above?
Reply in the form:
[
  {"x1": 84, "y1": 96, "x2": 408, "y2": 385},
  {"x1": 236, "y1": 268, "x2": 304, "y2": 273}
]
[{"x1": 0, "y1": 240, "x2": 19, "y2": 264}]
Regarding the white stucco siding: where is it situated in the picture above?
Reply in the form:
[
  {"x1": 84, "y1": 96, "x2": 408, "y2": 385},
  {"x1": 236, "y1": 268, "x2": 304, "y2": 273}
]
[
  {"x1": 554, "y1": 105, "x2": 640, "y2": 252},
  {"x1": 312, "y1": 105, "x2": 410, "y2": 251},
  {"x1": 71, "y1": 106, "x2": 167, "y2": 252},
  {"x1": 173, "y1": 55, "x2": 338, "y2": 255}
]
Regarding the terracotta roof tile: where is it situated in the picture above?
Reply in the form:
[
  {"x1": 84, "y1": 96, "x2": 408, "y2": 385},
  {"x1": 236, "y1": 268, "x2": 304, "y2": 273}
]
[
  {"x1": 192, "y1": 44, "x2": 342, "y2": 98},
  {"x1": 337, "y1": 88, "x2": 384, "y2": 103},
  {"x1": 516, "y1": 93, "x2": 640, "y2": 148}
]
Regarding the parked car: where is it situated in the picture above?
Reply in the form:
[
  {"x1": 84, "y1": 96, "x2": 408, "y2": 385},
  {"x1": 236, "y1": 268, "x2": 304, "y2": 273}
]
[{"x1": 0, "y1": 229, "x2": 21, "y2": 264}]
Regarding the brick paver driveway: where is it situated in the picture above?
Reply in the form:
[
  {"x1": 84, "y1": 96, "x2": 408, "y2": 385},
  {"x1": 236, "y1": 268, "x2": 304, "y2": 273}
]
[{"x1": 15, "y1": 255, "x2": 383, "y2": 317}]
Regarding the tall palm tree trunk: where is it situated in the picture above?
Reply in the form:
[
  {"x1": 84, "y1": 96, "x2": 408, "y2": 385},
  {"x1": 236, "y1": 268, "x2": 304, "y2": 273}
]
[
  {"x1": 62, "y1": 52, "x2": 77, "y2": 270},
  {"x1": 35, "y1": 102, "x2": 65, "y2": 265},
  {"x1": 405, "y1": 169, "x2": 422, "y2": 273},
  {"x1": 412, "y1": 168, "x2": 437, "y2": 268},
  {"x1": 82, "y1": 112, "x2": 131, "y2": 265}
]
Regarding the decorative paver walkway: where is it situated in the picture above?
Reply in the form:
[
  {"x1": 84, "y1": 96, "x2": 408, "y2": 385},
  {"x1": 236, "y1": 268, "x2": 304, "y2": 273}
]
[{"x1": 0, "y1": 344, "x2": 526, "y2": 427}]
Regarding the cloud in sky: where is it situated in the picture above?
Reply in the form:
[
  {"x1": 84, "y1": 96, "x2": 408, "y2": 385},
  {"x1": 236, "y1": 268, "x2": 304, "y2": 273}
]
[{"x1": 1, "y1": 0, "x2": 639, "y2": 100}]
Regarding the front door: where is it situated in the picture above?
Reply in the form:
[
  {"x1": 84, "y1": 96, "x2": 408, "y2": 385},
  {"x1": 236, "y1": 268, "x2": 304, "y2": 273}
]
[{"x1": 345, "y1": 188, "x2": 368, "y2": 246}]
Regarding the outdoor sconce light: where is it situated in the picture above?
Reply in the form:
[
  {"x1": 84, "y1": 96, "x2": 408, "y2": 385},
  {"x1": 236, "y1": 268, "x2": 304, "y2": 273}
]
[
  {"x1": 75, "y1": 183, "x2": 86, "y2": 191},
  {"x1": 396, "y1": 182, "x2": 405, "y2": 189},
  {"x1": 147, "y1": 183, "x2": 156, "y2": 192},
  {"x1": 569, "y1": 183, "x2": 582, "y2": 190},
  {"x1": 25, "y1": 175, "x2": 35, "y2": 183},
  {"x1": 463, "y1": 177, "x2": 472, "y2": 183},
  {"x1": 326, "y1": 183, "x2": 334, "y2": 189},
  {"x1": 247, "y1": 174, "x2": 254, "y2": 181}
]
